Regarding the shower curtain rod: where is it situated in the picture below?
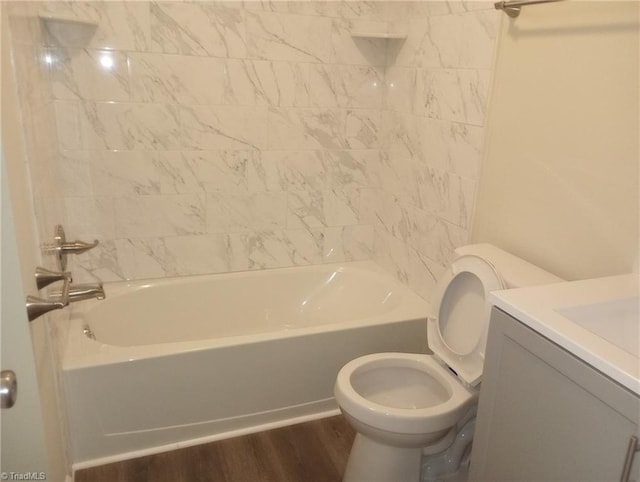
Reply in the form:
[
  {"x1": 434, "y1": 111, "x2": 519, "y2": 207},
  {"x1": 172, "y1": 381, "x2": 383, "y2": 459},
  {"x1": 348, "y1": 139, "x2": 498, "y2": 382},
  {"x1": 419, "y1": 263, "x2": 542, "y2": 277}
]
[{"x1": 494, "y1": 0, "x2": 566, "y2": 18}]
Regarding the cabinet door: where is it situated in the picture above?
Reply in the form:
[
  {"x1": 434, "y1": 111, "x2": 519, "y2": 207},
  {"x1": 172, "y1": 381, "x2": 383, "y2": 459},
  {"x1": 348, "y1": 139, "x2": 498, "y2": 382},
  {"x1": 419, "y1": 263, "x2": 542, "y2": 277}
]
[{"x1": 470, "y1": 308, "x2": 640, "y2": 482}]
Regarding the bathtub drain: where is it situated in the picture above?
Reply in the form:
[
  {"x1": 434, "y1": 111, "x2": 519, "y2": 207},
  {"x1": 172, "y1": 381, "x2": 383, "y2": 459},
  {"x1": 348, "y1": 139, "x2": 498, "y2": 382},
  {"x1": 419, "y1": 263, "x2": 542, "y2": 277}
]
[{"x1": 83, "y1": 324, "x2": 96, "y2": 340}]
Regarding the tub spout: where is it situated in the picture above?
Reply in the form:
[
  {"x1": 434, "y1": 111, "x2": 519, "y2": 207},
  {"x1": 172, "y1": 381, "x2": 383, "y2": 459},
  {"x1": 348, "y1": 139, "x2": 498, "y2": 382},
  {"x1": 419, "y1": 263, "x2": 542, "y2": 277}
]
[{"x1": 67, "y1": 283, "x2": 105, "y2": 302}]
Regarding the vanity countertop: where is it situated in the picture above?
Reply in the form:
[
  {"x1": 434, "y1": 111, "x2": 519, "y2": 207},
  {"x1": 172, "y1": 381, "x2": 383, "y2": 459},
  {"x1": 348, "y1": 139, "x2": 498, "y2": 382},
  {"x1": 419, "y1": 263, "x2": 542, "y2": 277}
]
[{"x1": 490, "y1": 273, "x2": 639, "y2": 396}]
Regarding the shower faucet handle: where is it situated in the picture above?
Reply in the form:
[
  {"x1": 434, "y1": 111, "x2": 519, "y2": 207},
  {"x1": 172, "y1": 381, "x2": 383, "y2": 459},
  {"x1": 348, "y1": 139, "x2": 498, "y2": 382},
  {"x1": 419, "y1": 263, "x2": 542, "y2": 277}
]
[
  {"x1": 34, "y1": 266, "x2": 72, "y2": 290},
  {"x1": 26, "y1": 275, "x2": 70, "y2": 322},
  {"x1": 46, "y1": 225, "x2": 99, "y2": 271},
  {"x1": 58, "y1": 238, "x2": 99, "y2": 255}
]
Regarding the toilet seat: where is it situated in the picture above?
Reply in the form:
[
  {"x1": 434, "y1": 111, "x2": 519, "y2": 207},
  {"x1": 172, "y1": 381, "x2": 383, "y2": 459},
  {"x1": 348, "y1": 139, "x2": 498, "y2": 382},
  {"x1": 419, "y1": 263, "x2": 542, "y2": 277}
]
[
  {"x1": 334, "y1": 353, "x2": 476, "y2": 435},
  {"x1": 428, "y1": 255, "x2": 504, "y2": 386}
]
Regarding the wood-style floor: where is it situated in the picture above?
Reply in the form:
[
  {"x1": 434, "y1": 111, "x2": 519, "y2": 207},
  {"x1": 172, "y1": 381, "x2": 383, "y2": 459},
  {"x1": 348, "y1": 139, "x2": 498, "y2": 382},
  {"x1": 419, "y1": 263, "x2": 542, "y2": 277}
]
[{"x1": 74, "y1": 415, "x2": 355, "y2": 482}]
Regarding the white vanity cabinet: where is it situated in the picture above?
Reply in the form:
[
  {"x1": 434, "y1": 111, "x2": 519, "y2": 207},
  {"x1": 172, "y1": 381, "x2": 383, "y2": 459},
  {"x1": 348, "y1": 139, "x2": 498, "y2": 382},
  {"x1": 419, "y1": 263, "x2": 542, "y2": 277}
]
[{"x1": 469, "y1": 307, "x2": 640, "y2": 481}]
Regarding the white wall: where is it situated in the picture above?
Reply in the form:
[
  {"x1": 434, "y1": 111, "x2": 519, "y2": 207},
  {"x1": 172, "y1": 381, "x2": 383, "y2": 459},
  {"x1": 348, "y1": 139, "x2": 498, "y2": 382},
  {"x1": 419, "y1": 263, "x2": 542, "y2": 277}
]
[{"x1": 473, "y1": 1, "x2": 639, "y2": 280}]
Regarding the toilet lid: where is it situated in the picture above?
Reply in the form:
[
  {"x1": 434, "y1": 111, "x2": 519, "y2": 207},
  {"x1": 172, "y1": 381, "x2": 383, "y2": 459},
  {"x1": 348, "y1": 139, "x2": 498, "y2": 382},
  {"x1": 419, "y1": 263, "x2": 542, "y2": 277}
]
[{"x1": 427, "y1": 255, "x2": 504, "y2": 386}]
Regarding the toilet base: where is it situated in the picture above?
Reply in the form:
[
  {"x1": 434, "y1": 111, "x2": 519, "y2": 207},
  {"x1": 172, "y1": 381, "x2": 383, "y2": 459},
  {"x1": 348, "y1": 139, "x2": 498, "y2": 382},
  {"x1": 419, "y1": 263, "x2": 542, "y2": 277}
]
[{"x1": 343, "y1": 433, "x2": 423, "y2": 482}]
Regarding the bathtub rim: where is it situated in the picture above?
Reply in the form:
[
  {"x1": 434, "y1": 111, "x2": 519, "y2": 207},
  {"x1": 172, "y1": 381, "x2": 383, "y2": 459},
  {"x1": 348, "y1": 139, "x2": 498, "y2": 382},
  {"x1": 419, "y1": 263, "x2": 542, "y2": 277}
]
[{"x1": 61, "y1": 261, "x2": 430, "y2": 371}]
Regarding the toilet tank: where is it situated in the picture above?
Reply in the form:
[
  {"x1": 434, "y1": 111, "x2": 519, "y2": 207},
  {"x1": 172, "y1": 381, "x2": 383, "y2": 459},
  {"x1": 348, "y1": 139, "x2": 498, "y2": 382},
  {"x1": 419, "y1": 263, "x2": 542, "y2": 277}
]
[{"x1": 455, "y1": 244, "x2": 564, "y2": 288}]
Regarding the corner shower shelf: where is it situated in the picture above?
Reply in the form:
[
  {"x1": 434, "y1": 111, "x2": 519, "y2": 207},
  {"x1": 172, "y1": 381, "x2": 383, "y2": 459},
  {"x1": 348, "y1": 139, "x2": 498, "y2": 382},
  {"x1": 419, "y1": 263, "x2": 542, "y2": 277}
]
[
  {"x1": 350, "y1": 31, "x2": 407, "y2": 40},
  {"x1": 39, "y1": 11, "x2": 98, "y2": 47}
]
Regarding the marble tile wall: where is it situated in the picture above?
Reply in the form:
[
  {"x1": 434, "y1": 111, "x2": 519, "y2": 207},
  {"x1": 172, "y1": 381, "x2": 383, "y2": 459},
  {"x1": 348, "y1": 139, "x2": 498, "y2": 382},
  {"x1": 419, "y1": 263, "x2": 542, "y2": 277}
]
[
  {"x1": 11, "y1": 0, "x2": 500, "y2": 302},
  {"x1": 374, "y1": 1, "x2": 500, "y2": 299},
  {"x1": 39, "y1": 0, "x2": 386, "y2": 281}
]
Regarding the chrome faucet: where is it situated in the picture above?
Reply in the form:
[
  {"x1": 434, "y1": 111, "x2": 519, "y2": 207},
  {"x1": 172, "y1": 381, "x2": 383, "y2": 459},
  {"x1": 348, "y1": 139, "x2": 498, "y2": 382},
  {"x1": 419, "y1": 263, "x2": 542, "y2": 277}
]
[
  {"x1": 66, "y1": 283, "x2": 105, "y2": 302},
  {"x1": 26, "y1": 268, "x2": 72, "y2": 322},
  {"x1": 26, "y1": 295, "x2": 68, "y2": 322},
  {"x1": 35, "y1": 266, "x2": 73, "y2": 290},
  {"x1": 26, "y1": 268, "x2": 106, "y2": 322}
]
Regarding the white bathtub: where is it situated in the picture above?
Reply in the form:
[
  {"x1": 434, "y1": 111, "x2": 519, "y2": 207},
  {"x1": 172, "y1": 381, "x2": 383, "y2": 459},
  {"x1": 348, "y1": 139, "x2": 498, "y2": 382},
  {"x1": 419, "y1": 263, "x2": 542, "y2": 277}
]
[{"x1": 62, "y1": 261, "x2": 429, "y2": 467}]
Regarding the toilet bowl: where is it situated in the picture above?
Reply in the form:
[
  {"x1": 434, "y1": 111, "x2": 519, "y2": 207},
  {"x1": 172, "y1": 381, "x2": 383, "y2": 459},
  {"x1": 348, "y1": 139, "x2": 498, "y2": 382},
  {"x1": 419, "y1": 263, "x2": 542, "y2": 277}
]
[
  {"x1": 335, "y1": 353, "x2": 476, "y2": 447},
  {"x1": 334, "y1": 244, "x2": 562, "y2": 482}
]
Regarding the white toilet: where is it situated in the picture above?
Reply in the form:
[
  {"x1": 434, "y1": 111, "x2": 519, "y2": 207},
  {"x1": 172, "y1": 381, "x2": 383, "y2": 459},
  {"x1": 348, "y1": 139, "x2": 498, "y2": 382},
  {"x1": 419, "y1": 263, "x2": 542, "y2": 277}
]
[{"x1": 334, "y1": 244, "x2": 561, "y2": 482}]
